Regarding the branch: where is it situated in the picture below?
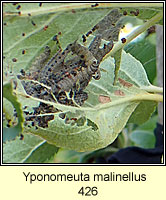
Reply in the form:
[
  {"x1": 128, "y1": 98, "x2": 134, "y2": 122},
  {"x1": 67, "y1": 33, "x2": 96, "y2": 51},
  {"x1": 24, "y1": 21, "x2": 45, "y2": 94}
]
[
  {"x1": 96, "y1": 93, "x2": 163, "y2": 111},
  {"x1": 140, "y1": 85, "x2": 163, "y2": 93},
  {"x1": 15, "y1": 89, "x2": 163, "y2": 113},
  {"x1": 106, "y1": 10, "x2": 163, "y2": 57}
]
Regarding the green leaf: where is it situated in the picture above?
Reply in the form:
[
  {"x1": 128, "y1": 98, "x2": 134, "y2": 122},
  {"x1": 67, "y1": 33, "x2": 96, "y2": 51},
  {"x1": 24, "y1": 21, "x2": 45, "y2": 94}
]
[
  {"x1": 125, "y1": 36, "x2": 156, "y2": 83},
  {"x1": 113, "y1": 48, "x2": 122, "y2": 85},
  {"x1": 3, "y1": 97, "x2": 15, "y2": 126},
  {"x1": 24, "y1": 142, "x2": 59, "y2": 163},
  {"x1": 54, "y1": 149, "x2": 86, "y2": 163},
  {"x1": 3, "y1": 3, "x2": 163, "y2": 75},
  {"x1": 119, "y1": 7, "x2": 163, "y2": 23},
  {"x1": 3, "y1": 82, "x2": 24, "y2": 142},
  {"x1": 3, "y1": 3, "x2": 161, "y2": 153},
  {"x1": 130, "y1": 130, "x2": 155, "y2": 148},
  {"x1": 22, "y1": 51, "x2": 158, "y2": 152},
  {"x1": 3, "y1": 133, "x2": 44, "y2": 163},
  {"x1": 3, "y1": 3, "x2": 112, "y2": 74},
  {"x1": 128, "y1": 100, "x2": 157, "y2": 125},
  {"x1": 129, "y1": 115, "x2": 158, "y2": 149},
  {"x1": 137, "y1": 115, "x2": 158, "y2": 131}
]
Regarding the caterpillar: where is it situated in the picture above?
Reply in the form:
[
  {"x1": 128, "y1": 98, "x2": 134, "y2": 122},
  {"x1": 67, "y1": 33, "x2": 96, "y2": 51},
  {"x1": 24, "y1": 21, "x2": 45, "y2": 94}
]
[
  {"x1": 20, "y1": 9, "x2": 122, "y2": 107},
  {"x1": 83, "y1": 9, "x2": 123, "y2": 43}
]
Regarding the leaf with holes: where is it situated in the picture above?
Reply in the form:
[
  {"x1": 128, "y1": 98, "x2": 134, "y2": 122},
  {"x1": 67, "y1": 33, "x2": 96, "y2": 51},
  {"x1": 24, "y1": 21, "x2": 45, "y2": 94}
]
[
  {"x1": 21, "y1": 50, "x2": 159, "y2": 152},
  {"x1": 3, "y1": 3, "x2": 162, "y2": 155}
]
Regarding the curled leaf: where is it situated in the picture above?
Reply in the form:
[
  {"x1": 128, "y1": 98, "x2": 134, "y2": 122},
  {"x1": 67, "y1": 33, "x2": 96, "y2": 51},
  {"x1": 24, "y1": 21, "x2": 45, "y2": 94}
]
[{"x1": 3, "y1": 82, "x2": 24, "y2": 142}]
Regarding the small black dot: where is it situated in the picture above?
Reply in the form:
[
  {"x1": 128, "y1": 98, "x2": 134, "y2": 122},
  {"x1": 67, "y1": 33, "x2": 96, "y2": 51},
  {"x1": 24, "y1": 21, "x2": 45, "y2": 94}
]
[
  {"x1": 91, "y1": 3, "x2": 99, "y2": 7},
  {"x1": 123, "y1": 11, "x2": 127, "y2": 15},
  {"x1": 53, "y1": 35, "x2": 58, "y2": 41},
  {"x1": 86, "y1": 31, "x2": 92, "y2": 37},
  {"x1": 92, "y1": 25, "x2": 98, "y2": 31},
  {"x1": 82, "y1": 35, "x2": 86, "y2": 42},
  {"x1": 16, "y1": 5, "x2": 21, "y2": 10},
  {"x1": 31, "y1": 20, "x2": 36, "y2": 26},
  {"x1": 12, "y1": 58, "x2": 17, "y2": 62},
  {"x1": 24, "y1": 111, "x2": 29, "y2": 115},
  {"x1": 121, "y1": 38, "x2": 126, "y2": 43},
  {"x1": 22, "y1": 50, "x2": 26, "y2": 54},
  {"x1": 20, "y1": 134, "x2": 24, "y2": 140},
  {"x1": 43, "y1": 25, "x2": 48, "y2": 31},
  {"x1": 71, "y1": 70, "x2": 77, "y2": 76},
  {"x1": 7, "y1": 124, "x2": 11, "y2": 128},
  {"x1": 103, "y1": 44, "x2": 107, "y2": 49},
  {"x1": 20, "y1": 69, "x2": 25, "y2": 75}
]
